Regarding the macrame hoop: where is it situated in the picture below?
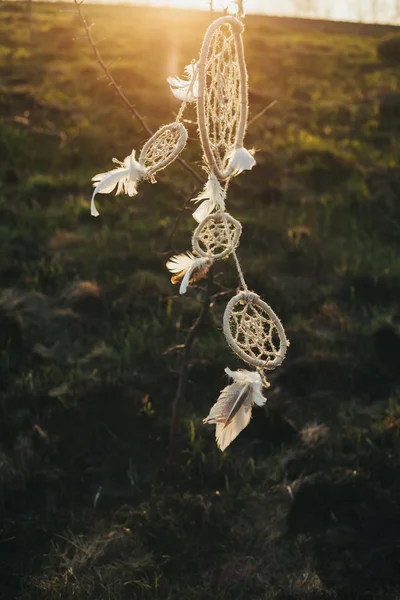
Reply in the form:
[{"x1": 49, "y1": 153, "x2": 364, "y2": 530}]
[
  {"x1": 139, "y1": 122, "x2": 188, "y2": 177},
  {"x1": 223, "y1": 291, "x2": 289, "y2": 370},
  {"x1": 197, "y1": 16, "x2": 248, "y2": 181},
  {"x1": 192, "y1": 211, "x2": 242, "y2": 260}
]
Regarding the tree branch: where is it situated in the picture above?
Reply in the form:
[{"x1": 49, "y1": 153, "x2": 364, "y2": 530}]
[
  {"x1": 165, "y1": 185, "x2": 203, "y2": 252},
  {"x1": 248, "y1": 100, "x2": 278, "y2": 127},
  {"x1": 168, "y1": 267, "x2": 213, "y2": 462},
  {"x1": 74, "y1": 0, "x2": 204, "y2": 185}
]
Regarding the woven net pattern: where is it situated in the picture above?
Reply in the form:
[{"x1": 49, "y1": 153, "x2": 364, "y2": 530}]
[
  {"x1": 223, "y1": 293, "x2": 288, "y2": 369},
  {"x1": 193, "y1": 213, "x2": 241, "y2": 259},
  {"x1": 140, "y1": 123, "x2": 187, "y2": 176},
  {"x1": 203, "y1": 23, "x2": 241, "y2": 175}
]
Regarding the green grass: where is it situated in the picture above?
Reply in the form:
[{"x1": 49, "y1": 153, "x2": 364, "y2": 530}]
[{"x1": 1, "y1": 2, "x2": 400, "y2": 599}]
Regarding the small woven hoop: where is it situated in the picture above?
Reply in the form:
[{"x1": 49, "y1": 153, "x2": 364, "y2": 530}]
[
  {"x1": 197, "y1": 16, "x2": 248, "y2": 181},
  {"x1": 139, "y1": 122, "x2": 188, "y2": 177},
  {"x1": 192, "y1": 212, "x2": 242, "y2": 260},
  {"x1": 223, "y1": 291, "x2": 289, "y2": 370}
]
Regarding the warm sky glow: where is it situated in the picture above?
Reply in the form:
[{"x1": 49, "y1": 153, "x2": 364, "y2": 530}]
[{"x1": 131, "y1": 0, "x2": 400, "y2": 24}]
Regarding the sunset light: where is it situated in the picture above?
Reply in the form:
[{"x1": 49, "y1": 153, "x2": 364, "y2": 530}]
[
  {"x1": 133, "y1": 0, "x2": 400, "y2": 24},
  {"x1": 134, "y1": 0, "x2": 234, "y2": 11},
  {"x1": 4, "y1": 0, "x2": 400, "y2": 592}
]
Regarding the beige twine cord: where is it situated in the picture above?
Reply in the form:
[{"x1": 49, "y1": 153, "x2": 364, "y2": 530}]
[{"x1": 220, "y1": 180, "x2": 247, "y2": 290}]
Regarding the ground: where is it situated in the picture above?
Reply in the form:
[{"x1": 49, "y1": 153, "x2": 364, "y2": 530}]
[{"x1": 1, "y1": 2, "x2": 400, "y2": 599}]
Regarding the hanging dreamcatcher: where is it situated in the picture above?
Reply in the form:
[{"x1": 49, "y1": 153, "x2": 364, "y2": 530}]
[
  {"x1": 165, "y1": 11, "x2": 289, "y2": 450},
  {"x1": 89, "y1": 3, "x2": 289, "y2": 451}
]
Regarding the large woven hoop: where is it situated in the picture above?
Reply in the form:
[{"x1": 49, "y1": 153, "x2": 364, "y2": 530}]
[
  {"x1": 223, "y1": 291, "x2": 289, "y2": 370},
  {"x1": 139, "y1": 122, "x2": 188, "y2": 177},
  {"x1": 192, "y1": 212, "x2": 242, "y2": 260},
  {"x1": 197, "y1": 16, "x2": 248, "y2": 181}
]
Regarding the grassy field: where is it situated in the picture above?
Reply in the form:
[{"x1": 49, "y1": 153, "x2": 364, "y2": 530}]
[{"x1": 1, "y1": 2, "x2": 400, "y2": 598}]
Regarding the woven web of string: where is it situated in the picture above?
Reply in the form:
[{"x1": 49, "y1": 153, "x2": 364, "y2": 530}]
[
  {"x1": 229, "y1": 301, "x2": 281, "y2": 363},
  {"x1": 198, "y1": 217, "x2": 238, "y2": 256},
  {"x1": 205, "y1": 24, "x2": 241, "y2": 173},
  {"x1": 142, "y1": 127, "x2": 182, "y2": 171}
]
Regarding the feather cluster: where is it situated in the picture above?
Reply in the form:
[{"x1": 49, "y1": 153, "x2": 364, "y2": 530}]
[
  {"x1": 167, "y1": 63, "x2": 199, "y2": 103},
  {"x1": 166, "y1": 252, "x2": 212, "y2": 294},
  {"x1": 91, "y1": 151, "x2": 147, "y2": 217},
  {"x1": 192, "y1": 177, "x2": 226, "y2": 223},
  {"x1": 203, "y1": 368, "x2": 267, "y2": 451}
]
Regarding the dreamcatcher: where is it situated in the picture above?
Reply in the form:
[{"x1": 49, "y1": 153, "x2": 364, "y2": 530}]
[{"x1": 88, "y1": 4, "x2": 289, "y2": 451}]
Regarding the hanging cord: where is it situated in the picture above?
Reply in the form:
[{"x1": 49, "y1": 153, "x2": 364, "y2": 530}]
[{"x1": 220, "y1": 179, "x2": 248, "y2": 291}]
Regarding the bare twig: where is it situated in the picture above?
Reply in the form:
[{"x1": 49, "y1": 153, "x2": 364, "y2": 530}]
[
  {"x1": 74, "y1": 0, "x2": 203, "y2": 185},
  {"x1": 163, "y1": 344, "x2": 185, "y2": 355},
  {"x1": 168, "y1": 267, "x2": 213, "y2": 463},
  {"x1": 26, "y1": 0, "x2": 33, "y2": 46},
  {"x1": 248, "y1": 100, "x2": 278, "y2": 127},
  {"x1": 211, "y1": 289, "x2": 234, "y2": 301},
  {"x1": 165, "y1": 184, "x2": 202, "y2": 252}
]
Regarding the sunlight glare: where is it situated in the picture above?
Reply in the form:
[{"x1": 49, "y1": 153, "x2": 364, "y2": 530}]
[
  {"x1": 141, "y1": 0, "x2": 237, "y2": 12},
  {"x1": 133, "y1": 0, "x2": 400, "y2": 24}
]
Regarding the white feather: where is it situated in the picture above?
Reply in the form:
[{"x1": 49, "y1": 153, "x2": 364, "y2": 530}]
[
  {"x1": 129, "y1": 151, "x2": 147, "y2": 175},
  {"x1": 166, "y1": 252, "x2": 196, "y2": 274},
  {"x1": 166, "y1": 253, "x2": 210, "y2": 295},
  {"x1": 90, "y1": 150, "x2": 147, "y2": 217},
  {"x1": 215, "y1": 401, "x2": 252, "y2": 451},
  {"x1": 124, "y1": 179, "x2": 139, "y2": 197},
  {"x1": 203, "y1": 381, "x2": 253, "y2": 451},
  {"x1": 192, "y1": 177, "x2": 226, "y2": 223},
  {"x1": 91, "y1": 170, "x2": 123, "y2": 183},
  {"x1": 179, "y1": 261, "x2": 196, "y2": 295},
  {"x1": 225, "y1": 367, "x2": 267, "y2": 407},
  {"x1": 192, "y1": 199, "x2": 213, "y2": 223},
  {"x1": 167, "y1": 63, "x2": 199, "y2": 103},
  {"x1": 169, "y1": 86, "x2": 197, "y2": 103},
  {"x1": 227, "y1": 146, "x2": 256, "y2": 176},
  {"x1": 204, "y1": 382, "x2": 247, "y2": 425},
  {"x1": 203, "y1": 368, "x2": 267, "y2": 451},
  {"x1": 179, "y1": 257, "x2": 208, "y2": 294},
  {"x1": 91, "y1": 169, "x2": 128, "y2": 217}
]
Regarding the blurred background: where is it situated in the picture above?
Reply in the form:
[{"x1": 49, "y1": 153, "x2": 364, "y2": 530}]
[
  {"x1": 132, "y1": 0, "x2": 400, "y2": 24},
  {"x1": 1, "y1": 0, "x2": 400, "y2": 599}
]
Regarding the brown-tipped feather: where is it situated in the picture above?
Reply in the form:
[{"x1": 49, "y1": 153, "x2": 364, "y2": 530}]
[
  {"x1": 203, "y1": 381, "x2": 254, "y2": 451},
  {"x1": 171, "y1": 262, "x2": 211, "y2": 286},
  {"x1": 189, "y1": 261, "x2": 211, "y2": 284},
  {"x1": 171, "y1": 271, "x2": 186, "y2": 285}
]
